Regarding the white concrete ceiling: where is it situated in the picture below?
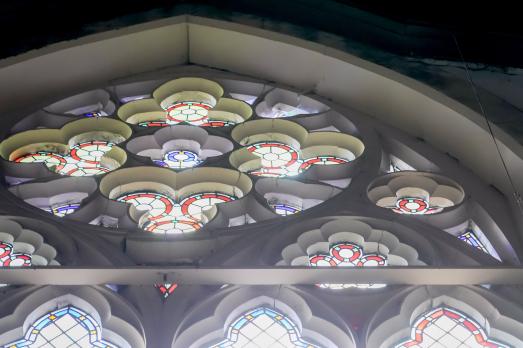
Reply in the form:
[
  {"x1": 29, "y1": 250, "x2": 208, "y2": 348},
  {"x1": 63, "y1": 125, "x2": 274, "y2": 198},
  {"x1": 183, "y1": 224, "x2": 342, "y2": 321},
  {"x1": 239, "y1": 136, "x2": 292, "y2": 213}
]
[{"x1": 0, "y1": 15, "x2": 521, "y2": 208}]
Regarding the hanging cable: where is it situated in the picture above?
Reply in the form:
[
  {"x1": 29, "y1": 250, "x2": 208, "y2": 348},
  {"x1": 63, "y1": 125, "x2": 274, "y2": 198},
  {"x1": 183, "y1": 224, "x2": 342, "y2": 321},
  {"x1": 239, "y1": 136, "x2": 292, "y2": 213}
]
[{"x1": 452, "y1": 34, "x2": 523, "y2": 215}]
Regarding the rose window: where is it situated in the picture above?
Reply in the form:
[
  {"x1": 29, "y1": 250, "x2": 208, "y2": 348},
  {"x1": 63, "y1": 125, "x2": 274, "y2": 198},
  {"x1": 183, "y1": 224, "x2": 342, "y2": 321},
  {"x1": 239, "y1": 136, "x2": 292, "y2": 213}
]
[{"x1": 0, "y1": 75, "x2": 475, "y2": 252}]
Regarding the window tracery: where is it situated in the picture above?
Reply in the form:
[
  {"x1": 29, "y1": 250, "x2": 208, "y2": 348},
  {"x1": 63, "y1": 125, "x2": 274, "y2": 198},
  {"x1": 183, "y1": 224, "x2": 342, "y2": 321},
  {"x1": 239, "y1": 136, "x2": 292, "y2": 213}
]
[
  {"x1": 278, "y1": 218, "x2": 425, "y2": 290},
  {"x1": 0, "y1": 75, "x2": 510, "y2": 276}
]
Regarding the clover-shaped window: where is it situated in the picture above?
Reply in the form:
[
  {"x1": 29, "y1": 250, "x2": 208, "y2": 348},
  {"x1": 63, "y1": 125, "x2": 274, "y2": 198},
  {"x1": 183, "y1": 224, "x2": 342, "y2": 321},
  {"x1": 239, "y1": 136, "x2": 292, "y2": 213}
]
[
  {"x1": 209, "y1": 307, "x2": 321, "y2": 348},
  {"x1": 115, "y1": 191, "x2": 236, "y2": 234},
  {"x1": 1, "y1": 118, "x2": 131, "y2": 178},
  {"x1": 309, "y1": 242, "x2": 387, "y2": 289},
  {"x1": 117, "y1": 77, "x2": 253, "y2": 128},
  {"x1": 6, "y1": 306, "x2": 119, "y2": 348},
  {"x1": 100, "y1": 167, "x2": 251, "y2": 234},
  {"x1": 394, "y1": 307, "x2": 511, "y2": 348},
  {"x1": 230, "y1": 119, "x2": 364, "y2": 178},
  {"x1": 368, "y1": 172, "x2": 465, "y2": 215}
]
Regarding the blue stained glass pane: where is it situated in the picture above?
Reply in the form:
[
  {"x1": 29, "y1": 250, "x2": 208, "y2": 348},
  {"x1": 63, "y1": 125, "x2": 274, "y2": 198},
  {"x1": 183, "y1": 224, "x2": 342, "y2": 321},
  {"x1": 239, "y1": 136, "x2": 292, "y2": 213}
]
[
  {"x1": 33, "y1": 317, "x2": 51, "y2": 330},
  {"x1": 458, "y1": 230, "x2": 489, "y2": 254}
]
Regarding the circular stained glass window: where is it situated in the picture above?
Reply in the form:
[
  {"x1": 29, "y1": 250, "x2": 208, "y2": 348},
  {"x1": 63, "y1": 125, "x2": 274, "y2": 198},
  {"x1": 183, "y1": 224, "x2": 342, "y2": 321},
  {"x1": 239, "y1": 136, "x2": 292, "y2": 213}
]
[
  {"x1": 166, "y1": 102, "x2": 212, "y2": 125},
  {"x1": 394, "y1": 197, "x2": 429, "y2": 215}
]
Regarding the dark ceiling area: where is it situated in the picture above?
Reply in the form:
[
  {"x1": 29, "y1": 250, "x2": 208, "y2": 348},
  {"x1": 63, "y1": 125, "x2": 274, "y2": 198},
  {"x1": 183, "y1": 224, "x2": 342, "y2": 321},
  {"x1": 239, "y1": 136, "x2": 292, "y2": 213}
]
[{"x1": 1, "y1": 0, "x2": 521, "y2": 67}]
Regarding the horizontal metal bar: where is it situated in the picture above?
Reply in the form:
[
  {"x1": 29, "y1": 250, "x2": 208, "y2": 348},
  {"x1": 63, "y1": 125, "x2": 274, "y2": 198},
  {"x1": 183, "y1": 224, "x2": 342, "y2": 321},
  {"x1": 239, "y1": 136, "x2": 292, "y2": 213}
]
[{"x1": 1, "y1": 267, "x2": 523, "y2": 285}]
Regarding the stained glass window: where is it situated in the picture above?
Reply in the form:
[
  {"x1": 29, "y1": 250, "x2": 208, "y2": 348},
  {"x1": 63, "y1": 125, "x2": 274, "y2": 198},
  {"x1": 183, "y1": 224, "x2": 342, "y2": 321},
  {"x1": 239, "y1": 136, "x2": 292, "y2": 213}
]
[
  {"x1": 14, "y1": 141, "x2": 114, "y2": 177},
  {"x1": 116, "y1": 192, "x2": 176, "y2": 219},
  {"x1": 155, "y1": 283, "x2": 178, "y2": 299},
  {"x1": 83, "y1": 111, "x2": 106, "y2": 118},
  {"x1": 43, "y1": 203, "x2": 81, "y2": 217},
  {"x1": 5, "y1": 306, "x2": 119, "y2": 348},
  {"x1": 309, "y1": 242, "x2": 387, "y2": 289},
  {"x1": 153, "y1": 150, "x2": 203, "y2": 169},
  {"x1": 0, "y1": 241, "x2": 32, "y2": 267},
  {"x1": 179, "y1": 192, "x2": 236, "y2": 217},
  {"x1": 15, "y1": 151, "x2": 67, "y2": 172},
  {"x1": 200, "y1": 120, "x2": 236, "y2": 127},
  {"x1": 391, "y1": 197, "x2": 441, "y2": 215},
  {"x1": 394, "y1": 307, "x2": 511, "y2": 348},
  {"x1": 299, "y1": 156, "x2": 349, "y2": 171},
  {"x1": 458, "y1": 230, "x2": 489, "y2": 254},
  {"x1": 270, "y1": 203, "x2": 302, "y2": 216},
  {"x1": 166, "y1": 102, "x2": 213, "y2": 125},
  {"x1": 70, "y1": 141, "x2": 113, "y2": 163},
  {"x1": 209, "y1": 307, "x2": 321, "y2": 348},
  {"x1": 244, "y1": 142, "x2": 352, "y2": 178},
  {"x1": 247, "y1": 142, "x2": 302, "y2": 178},
  {"x1": 116, "y1": 191, "x2": 236, "y2": 234},
  {"x1": 141, "y1": 216, "x2": 203, "y2": 235},
  {"x1": 138, "y1": 121, "x2": 169, "y2": 128}
]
